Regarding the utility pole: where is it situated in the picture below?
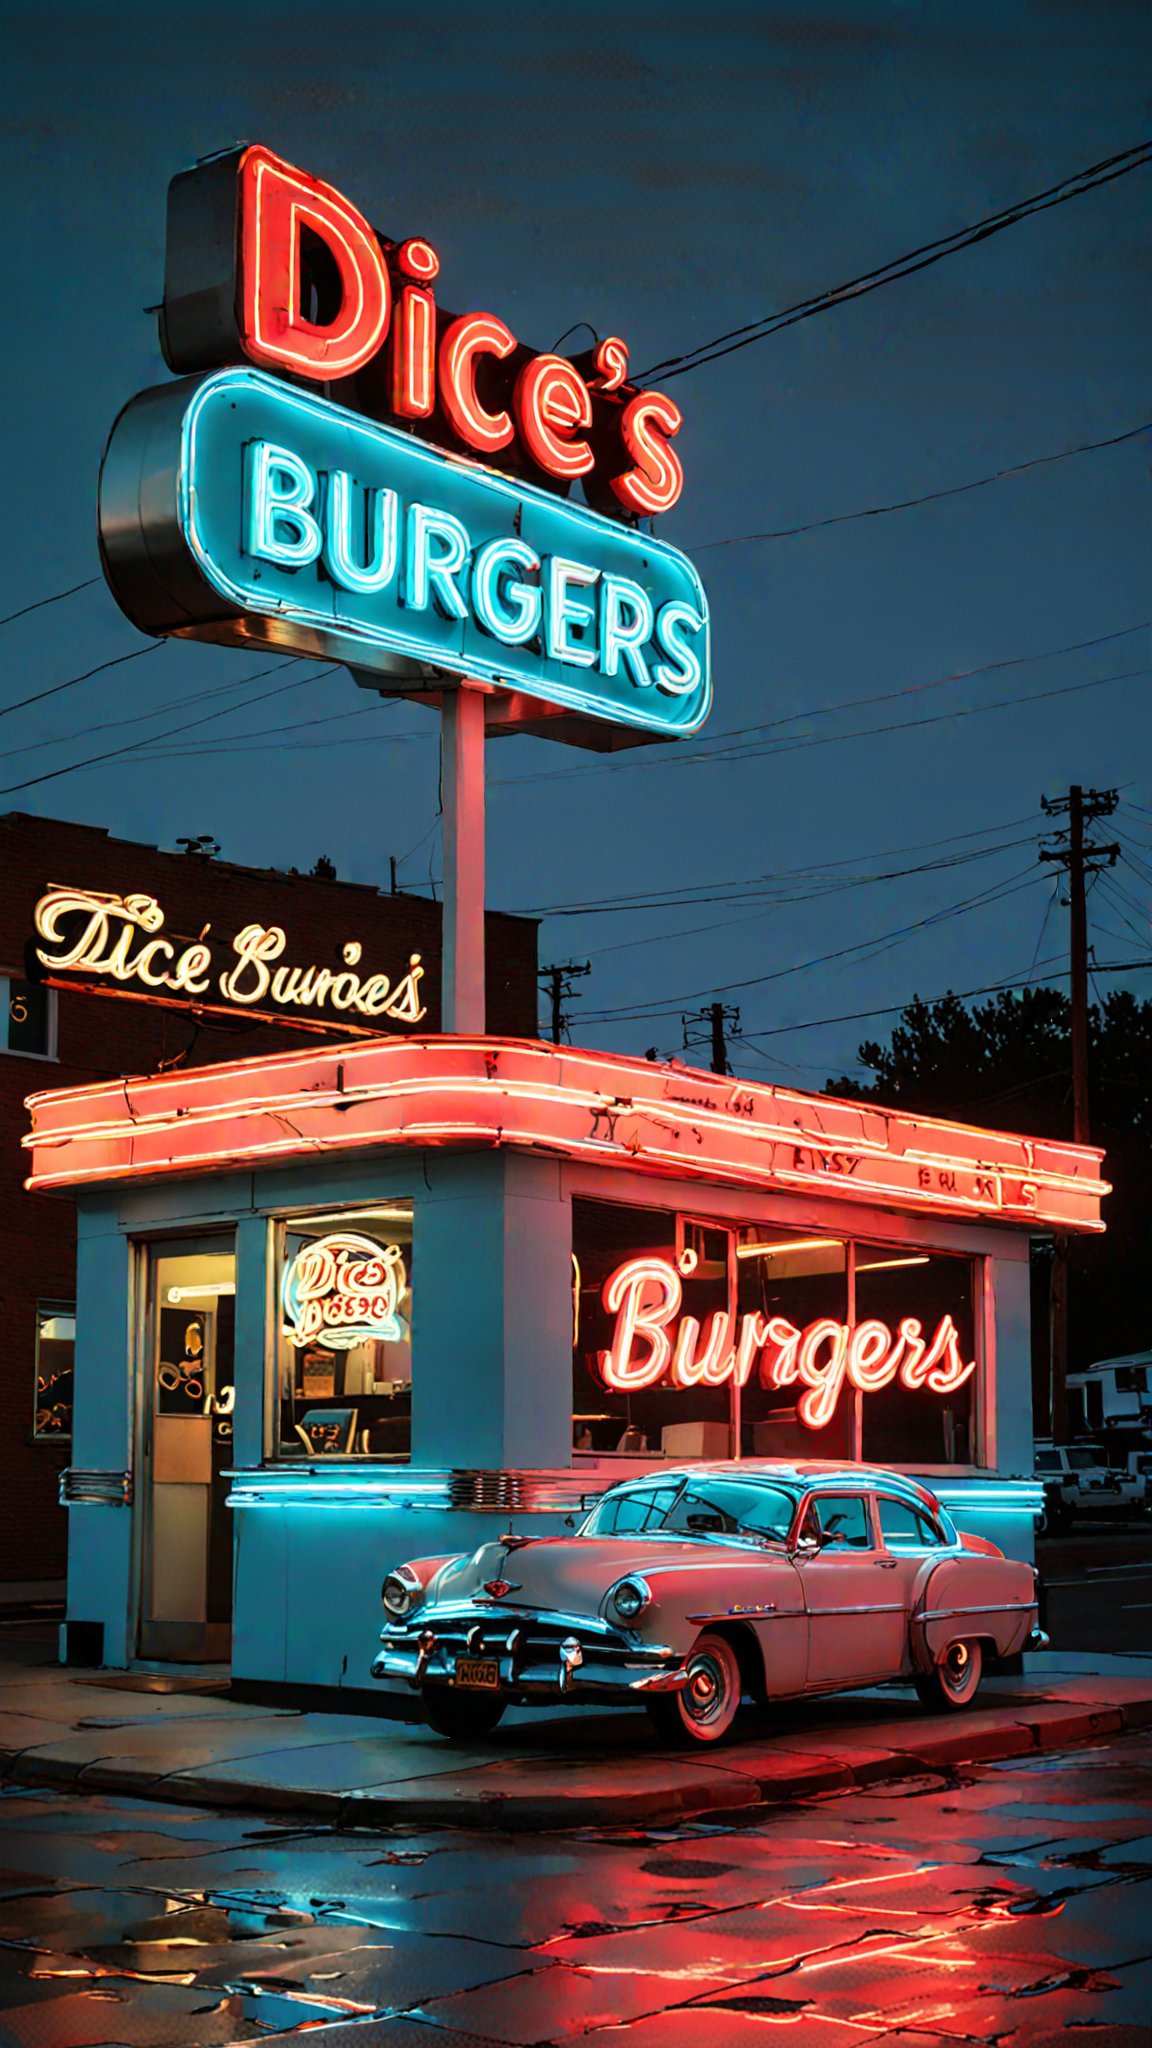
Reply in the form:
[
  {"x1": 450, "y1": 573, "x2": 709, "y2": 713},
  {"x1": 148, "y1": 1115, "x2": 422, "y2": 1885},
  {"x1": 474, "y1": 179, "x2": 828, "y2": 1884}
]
[
  {"x1": 1038, "y1": 785, "x2": 1119, "y2": 1438},
  {"x1": 683, "y1": 1001, "x2": 740, "y2": 1076},
  {"x1": 539, "y1": 961, "x2": 590, "y2": 1044}
]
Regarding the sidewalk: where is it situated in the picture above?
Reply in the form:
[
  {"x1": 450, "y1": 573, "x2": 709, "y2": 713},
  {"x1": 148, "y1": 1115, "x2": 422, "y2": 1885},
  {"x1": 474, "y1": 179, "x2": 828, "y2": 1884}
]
[{"x1": 1, "y1": 1627, "x2": 1149, "y2": 1831}]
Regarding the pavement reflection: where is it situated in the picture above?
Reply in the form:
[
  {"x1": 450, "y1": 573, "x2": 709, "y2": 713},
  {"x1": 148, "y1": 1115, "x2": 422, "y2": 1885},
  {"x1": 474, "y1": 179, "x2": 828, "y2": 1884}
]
[{"x1": 0, "y1": 1732, "x2": 1148, "y2": 2044}]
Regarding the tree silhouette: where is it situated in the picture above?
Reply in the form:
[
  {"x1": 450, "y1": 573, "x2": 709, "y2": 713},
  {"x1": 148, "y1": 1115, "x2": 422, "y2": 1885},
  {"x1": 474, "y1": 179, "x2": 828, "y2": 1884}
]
[{"x1": 828, "y1": 987, "x2": 1150, "y2": 1375}]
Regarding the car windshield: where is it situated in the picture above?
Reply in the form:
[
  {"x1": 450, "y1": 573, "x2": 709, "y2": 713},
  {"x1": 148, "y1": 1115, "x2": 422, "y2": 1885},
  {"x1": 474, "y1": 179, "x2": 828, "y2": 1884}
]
[{"x1": 583, "y1": 1476, "x2": 797, "y2": 1545}]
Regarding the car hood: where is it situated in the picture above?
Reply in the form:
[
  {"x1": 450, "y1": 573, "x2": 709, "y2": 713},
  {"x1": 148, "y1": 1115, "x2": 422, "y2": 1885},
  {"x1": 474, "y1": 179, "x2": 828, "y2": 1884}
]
[{"x1": 430, "y1": 1534, "x2": 785, "y2": 1613}]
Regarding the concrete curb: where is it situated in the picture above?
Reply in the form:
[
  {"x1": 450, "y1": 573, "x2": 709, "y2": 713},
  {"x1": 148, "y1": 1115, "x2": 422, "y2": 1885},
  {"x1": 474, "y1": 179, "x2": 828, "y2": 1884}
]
[{"x1": 2, "y1": 1692, "x2": 1149, "y2": 1832}]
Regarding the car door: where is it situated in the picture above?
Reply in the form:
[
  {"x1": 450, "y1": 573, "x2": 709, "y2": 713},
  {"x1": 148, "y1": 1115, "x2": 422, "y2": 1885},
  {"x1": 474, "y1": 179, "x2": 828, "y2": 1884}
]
[
  {"x1": 794, "y1": 1491, "x2": 906, "y2": 1686},
  {"x1": 874, "y1": 1493, "x2": 952, "y2": 1672}
]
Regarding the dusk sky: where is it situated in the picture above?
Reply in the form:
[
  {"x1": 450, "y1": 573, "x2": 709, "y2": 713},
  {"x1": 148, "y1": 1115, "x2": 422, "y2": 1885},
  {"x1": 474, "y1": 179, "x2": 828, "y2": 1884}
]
[{"x1": 4, "y1": 1, "x2": 1149, "y2": 1088}]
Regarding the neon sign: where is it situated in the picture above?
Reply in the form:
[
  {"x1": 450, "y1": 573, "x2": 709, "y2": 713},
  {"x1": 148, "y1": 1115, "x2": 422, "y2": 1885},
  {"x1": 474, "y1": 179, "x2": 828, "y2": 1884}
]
[
  {"x1": 31, "y1": 886, "x2": 426, "y2": 1030},
  {"x1": 282, "y1": 1232, "x2": 406, "y2": 1349},
  {"x1": 160, "y1": 143, "x2": 684, "y2": 516},
  {"x1": 98, "y1": 369, "x2": 710, "y2": 738},
  {"x1": 23, "y1": 1038, "x2": 1108, "y2": 1236},
  {"x1": 595, "y1": 1254, "x2": 976, "y2": 1430}
]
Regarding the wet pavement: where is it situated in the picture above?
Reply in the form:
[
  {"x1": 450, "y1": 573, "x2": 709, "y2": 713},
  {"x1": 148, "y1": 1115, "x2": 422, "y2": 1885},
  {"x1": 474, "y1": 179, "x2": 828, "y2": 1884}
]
[{"x1": 0, "y1": 1729, "x2": 1149, "y2": 2045}]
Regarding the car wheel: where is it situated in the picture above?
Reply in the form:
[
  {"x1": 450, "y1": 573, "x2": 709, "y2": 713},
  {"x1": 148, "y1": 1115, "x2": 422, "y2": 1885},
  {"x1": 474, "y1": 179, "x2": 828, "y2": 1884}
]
[
  {"x1": 914, "y1": 1638, "x2": 983, "y2": 1713},
  {"x1": 646, "y1": 1631, "x2": 743, "y2": 1746},
  {"x1": 421, "y1": 1687, "x2": 506, "y2": 1741}
]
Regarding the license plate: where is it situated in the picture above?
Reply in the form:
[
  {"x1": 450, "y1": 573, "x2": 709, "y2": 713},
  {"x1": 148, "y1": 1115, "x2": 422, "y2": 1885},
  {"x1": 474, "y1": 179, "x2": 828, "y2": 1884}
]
[{"x1": 454, "y1": 1657, "x2": 499, "y2": 1690}]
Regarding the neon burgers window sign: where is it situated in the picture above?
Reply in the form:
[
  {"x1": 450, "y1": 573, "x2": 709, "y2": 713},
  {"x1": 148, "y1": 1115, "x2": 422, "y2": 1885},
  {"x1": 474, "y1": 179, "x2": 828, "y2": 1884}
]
[
  {"x1": 282, "y1": 1232, "x2": 407, "y2": 1351},
  {"x1": 161, "y1": 143, "x2": 684, "y2": 517},
  {"x1": 596, "y1": 1250, "x2": 976, "y2": 1431}
]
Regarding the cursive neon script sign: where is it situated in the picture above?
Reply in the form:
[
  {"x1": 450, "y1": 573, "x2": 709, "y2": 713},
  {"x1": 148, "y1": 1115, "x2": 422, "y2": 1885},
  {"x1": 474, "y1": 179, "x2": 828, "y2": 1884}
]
[
  {"x1": 596, "y1": 1254, "x2": 976, "y2": 1430},
  {"x1": 32, "y1": 886, "x2": 426, "y2": 1029},
  {"x1": 282, "y1": 1232, "x2": 407, "y2": 1350}
]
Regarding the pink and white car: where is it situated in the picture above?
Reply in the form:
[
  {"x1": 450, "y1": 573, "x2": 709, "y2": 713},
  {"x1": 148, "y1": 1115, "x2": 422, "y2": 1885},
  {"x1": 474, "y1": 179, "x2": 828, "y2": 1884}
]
[{"x1": 373, "y1": 1462, "x2": 1046, "y2": 1745}]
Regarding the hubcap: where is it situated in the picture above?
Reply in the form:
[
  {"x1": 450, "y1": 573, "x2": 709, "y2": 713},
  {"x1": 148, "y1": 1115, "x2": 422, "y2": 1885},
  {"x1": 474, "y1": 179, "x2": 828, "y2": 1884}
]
[
  {"x1": 944, "y1": 1642, "x2": 971, "y2": 1689},
  {"x1": 684, "y1": 1652, "x2": 728, "y2": 1724}
]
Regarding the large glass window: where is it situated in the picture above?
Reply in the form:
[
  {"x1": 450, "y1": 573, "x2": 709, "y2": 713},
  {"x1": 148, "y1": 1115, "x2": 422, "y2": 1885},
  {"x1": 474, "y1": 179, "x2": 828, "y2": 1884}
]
[
  {"x1": 33, "y1": 1303, "x2": 74, "y2": 1441},
  {"x1": 736, "y1": 1228, "x2": 851, "y2": 1460},
  {"x1": 855, "y1": 1244, "x2": 977, "y2": 1466},
  {"x1": 572, "y1": 1200, "x2": 733, "y2": 1461},
  {"x1": 572, "y1": 1199, "x2": 985, "y2": 1469},
  {"x1": 276, "y1": 1205, "x2": 413, "y2": 1459}
]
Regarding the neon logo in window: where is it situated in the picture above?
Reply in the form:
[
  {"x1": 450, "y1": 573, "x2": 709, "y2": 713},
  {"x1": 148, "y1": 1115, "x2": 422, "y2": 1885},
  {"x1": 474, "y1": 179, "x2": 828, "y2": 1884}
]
[{"x1": 282, "y1": 1233, "x2": 407, "y2": 1351}]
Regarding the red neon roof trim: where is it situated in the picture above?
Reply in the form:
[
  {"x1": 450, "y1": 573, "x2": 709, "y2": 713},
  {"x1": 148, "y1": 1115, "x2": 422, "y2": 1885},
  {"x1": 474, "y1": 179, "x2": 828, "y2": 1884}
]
[{"x1": 22, "y1": 1035, "x2": 1107, "y2": 1232}]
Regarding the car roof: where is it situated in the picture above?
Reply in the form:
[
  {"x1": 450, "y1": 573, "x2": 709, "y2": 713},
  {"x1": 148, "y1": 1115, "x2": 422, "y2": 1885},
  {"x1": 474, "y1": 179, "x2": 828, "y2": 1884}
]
[{"x1": 608, "y1": 1461, "x2": 941, "y2": 1511}]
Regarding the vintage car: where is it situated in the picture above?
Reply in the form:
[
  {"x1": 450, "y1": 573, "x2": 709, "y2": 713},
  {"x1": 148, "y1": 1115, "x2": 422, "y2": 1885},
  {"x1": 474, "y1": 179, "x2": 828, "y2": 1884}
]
[{"x1": 372, "y1": 1462, "x2": 1047, "y2": 1745}]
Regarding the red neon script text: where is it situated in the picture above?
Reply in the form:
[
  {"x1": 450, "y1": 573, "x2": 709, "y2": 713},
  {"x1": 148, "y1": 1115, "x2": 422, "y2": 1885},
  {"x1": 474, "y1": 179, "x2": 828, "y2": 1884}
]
[
  {"x1": 596, "y1": 1255, "x2": 975, "y2": 1429},
  {"x1": 229, "y1": 146, "x2": 683, "y2": 512}
]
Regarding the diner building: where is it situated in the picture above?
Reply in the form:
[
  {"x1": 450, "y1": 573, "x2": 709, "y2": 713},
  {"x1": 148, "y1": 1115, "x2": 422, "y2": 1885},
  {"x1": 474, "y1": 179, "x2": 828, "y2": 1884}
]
[{"x1": 22, "y1": 1031, "x2": 1106, "y2": 1691}]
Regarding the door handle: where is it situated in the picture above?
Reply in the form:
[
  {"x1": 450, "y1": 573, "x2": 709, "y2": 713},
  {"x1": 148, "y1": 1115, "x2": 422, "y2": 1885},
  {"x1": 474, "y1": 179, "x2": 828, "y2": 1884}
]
[{"x1": 876, "y1": 1558, "x2": 898, "y2": 1569}]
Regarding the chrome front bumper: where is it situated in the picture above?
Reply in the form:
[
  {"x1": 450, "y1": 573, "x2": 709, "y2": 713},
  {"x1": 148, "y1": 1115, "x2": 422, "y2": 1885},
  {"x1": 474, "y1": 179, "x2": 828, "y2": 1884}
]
[{"x1": 372, "y1": 1603, "x2": 689, "y2": 1702}]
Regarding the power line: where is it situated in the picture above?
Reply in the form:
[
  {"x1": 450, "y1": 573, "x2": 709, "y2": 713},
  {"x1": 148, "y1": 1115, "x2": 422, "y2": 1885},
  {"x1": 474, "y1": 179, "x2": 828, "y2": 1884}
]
[
  {"x1": 494, "y1": 655, "x2": 1151, "y2": 790},
  {"x1": 582, "y1": 864, "x2": 1043, "y2": 1024},
  {"x1": 0, "y1": 641, "x2": 164, "y2": 724},
  {"x1": 686, "y1": 420, "x2": 1152, "y2": 553},
  {"x1": 523, "y1": 809, "x2": 1041, "y2": 917},
  {"x1": 517, "y1": 625, "x2": 1149, "y2": 791},
  {"x1": 0, "y1": 577, "x2": 101, "y2": 630},
  {"x1": 582, "y1": 840, "x2": 1036, "y2": 961},
  {"x1": 732, "y1": 955, "x2": 1150, "y2": 1045},
  {"x1": 0, "y1": 663, "x2": 345, "y2": 796},
  {"x1": 536, "y1": 834, "x2": 1037, "y2": 929},
  {"x1": 0, "y1": 656, "x2": 307, "y2": 762},
  {"x1": 639, "y1": 141, "x2": 1152, "y2": 384}
]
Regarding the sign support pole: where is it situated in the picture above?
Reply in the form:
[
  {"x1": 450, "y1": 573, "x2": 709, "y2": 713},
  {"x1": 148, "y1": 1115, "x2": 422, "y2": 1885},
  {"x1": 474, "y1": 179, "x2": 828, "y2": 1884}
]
[{"x1": 440, "y1": 684, "x2": 486, "y2": 1034}]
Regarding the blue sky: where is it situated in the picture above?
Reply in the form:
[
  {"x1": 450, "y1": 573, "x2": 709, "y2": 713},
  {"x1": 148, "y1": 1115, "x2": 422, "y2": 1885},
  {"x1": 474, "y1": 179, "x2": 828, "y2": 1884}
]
[{"x1": 3, "y1": 0, "x2": 1149, "y2": 1087}]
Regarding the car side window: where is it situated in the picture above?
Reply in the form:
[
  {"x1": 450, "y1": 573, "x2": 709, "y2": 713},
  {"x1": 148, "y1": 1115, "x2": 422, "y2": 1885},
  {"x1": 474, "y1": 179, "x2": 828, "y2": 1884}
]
[
  {"x1": 878, "y1": 1496, "x2": 947, "y2": 1549},
  {"x1": 1035, "y1": 1452, "x2": 1061, "y2": 1473},
  {"x1": 598, "y1": 1486, "x2": 678, "y2": 1533},
  {"x1": 811, "y1": 1494, "x2": 872, "y2": 1550}
]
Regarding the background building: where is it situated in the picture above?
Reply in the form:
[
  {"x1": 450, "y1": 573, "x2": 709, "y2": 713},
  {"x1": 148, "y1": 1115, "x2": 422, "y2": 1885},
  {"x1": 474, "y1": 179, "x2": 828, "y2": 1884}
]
[{"x1": 0, "y1": 810, "x2": 538, "y2": 1599}]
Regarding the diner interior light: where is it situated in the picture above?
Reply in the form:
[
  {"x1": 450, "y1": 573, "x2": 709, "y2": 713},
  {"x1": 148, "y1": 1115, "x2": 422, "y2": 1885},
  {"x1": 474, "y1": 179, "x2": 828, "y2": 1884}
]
[
  {"x1": 736, "y1": 1236, "x2": 842, "y2": 1260},
  {"x1": 167, "y1": 1282, "x2": 236, "y2": 1302},
  {"x1": 855, "y1": 1255, "x2": 931, "y2": 1273}
]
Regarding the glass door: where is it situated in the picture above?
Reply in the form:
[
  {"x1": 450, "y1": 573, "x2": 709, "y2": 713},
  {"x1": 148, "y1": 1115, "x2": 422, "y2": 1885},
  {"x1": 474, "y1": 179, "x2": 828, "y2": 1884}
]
[{"x1": 138, "y1": 1237, "x2": 236, "y2": 1662}]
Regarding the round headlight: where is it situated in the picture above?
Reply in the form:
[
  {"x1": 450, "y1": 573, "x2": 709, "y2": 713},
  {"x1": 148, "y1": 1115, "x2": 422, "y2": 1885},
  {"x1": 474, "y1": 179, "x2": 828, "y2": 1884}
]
[
  {"x1": 382, "y1": 1571, "x2": 417, "y2": 1619},
  {"x1": 611, "y1": 1576, "x2": 650, "y2": 1622}
]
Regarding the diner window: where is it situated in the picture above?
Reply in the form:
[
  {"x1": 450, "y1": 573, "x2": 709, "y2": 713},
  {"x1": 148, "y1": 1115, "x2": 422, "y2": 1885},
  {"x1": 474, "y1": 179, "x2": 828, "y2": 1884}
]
[
  {"x1": 855, "y1": 1243, "x2": 979, "y2": 1466},
  {"x1": 737, "y1": 1227, "x2": 851, "y2": 1459},
  {"x1": 572, "y1": 1200, "x2": 733, "y2": 1460},
  {"x1": 33, "y1": 1303, "x2": 74, "y2": 1441},
  {"x1": 276, "y1": 1205, "x2": 413, "y2": 1459},
  {"x1": 1, "y1": 976, "x2": 55, "y2": 1059},
  {"x1": 572, "y1": 1198, "x2": 984, "y2": 1471}
]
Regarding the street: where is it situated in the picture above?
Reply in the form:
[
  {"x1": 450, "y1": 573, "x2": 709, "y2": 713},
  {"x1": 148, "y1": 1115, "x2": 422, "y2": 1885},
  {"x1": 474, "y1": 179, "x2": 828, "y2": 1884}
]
[
  {"x1": 1038, "y1": 1526, "x2": 1152, "y2": 1656},
  {"x1": 0, "y1": 1726, "x2": 1149, "y2": 2044},
  {"x1": 2, "y1": 1528, "x2": 1150, "y2": 2047}
]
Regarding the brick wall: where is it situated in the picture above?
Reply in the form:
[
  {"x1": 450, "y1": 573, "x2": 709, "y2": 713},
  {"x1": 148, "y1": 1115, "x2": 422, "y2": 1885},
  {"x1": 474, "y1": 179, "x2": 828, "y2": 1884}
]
[{"x1": 0, "y1": 811, "x2": 539, "y2": 1586}]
